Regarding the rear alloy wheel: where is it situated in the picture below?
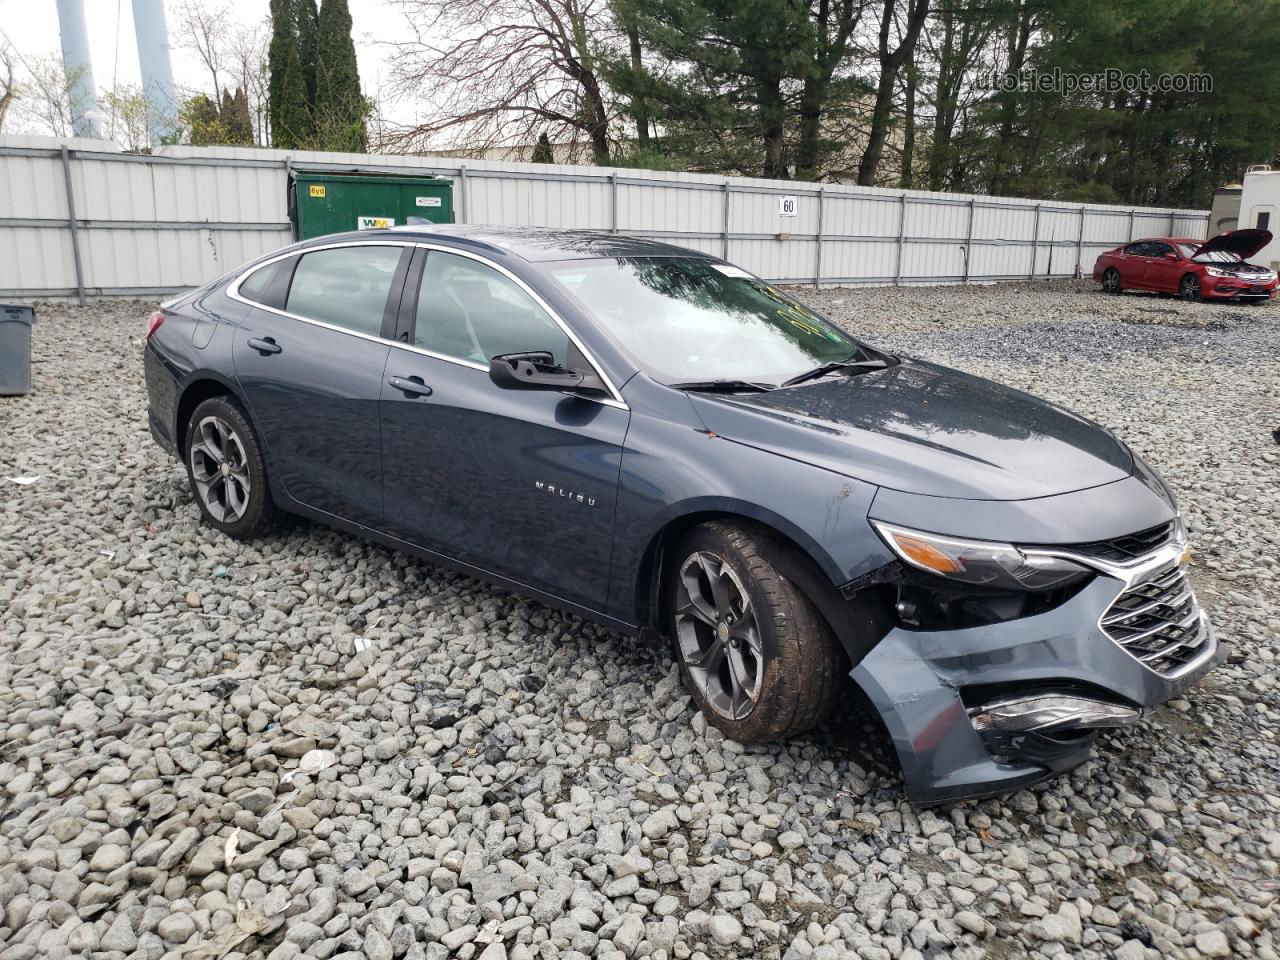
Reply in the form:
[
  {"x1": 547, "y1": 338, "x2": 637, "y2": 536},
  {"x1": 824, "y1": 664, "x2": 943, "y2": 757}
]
[
  {"x1": 184, "y1": 396, "x2": 275, "y2": 539},
  {"x1": 1179, "y1": 274, "x2": 1201, "y2": 302},
  {"x1": 669, "y1": 521, "x2": 842, "y2": 742},
  {"x1": 1102, "y1": 268, "x2": 1122, "y2": 294}
]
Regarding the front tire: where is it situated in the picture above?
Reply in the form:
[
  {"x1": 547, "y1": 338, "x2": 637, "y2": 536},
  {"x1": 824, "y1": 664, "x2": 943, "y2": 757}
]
[
  {"x1": 1179, "y1": 274, "x2": 1202, "y2": 302},
  {"x1": 667, "y1": 521, "x2": 842, "y2": 742},
  {"x1": 184, "y1": 395, "x2": 276, "y2": 539}
]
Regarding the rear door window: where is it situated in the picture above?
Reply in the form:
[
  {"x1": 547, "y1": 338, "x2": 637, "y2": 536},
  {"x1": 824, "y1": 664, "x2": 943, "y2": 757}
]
[
  {"x1": 285, "y1": 245, "x2": 406, "y2": 337},
  {"x1": 412, "y1": 250, "x2": 568, "y2": 365}
]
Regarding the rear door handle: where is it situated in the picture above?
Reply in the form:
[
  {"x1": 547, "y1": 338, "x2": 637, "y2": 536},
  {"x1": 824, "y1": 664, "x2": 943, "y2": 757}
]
[
  {"x1": 247, "y1": 337, "x2": 282, "y2": 355},
  {"x1": 388, "y1": 375, "x2": 432, "y2": 398}
]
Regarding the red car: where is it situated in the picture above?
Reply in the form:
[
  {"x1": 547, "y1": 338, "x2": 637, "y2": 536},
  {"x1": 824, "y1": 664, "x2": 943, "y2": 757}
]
[{"x1": 1093, "y1": 228, "x2": 1277, "y2": 302}]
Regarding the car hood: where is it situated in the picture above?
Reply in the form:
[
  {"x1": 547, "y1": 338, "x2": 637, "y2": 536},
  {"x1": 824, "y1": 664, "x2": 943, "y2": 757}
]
[
  {"x1": 687, "y1": 360, "x2": 1134, "y2": 500},
  {"x1": 1194, "y1": 227, "x2": 1272, "y2": 260}
]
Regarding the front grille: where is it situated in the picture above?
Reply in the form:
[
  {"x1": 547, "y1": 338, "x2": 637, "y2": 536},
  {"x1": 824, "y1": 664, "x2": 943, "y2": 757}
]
[
  {"x1": 1066, "y1": 521, "x2": 1176, "y2": 564},
  {"x1": 1100, "y1": 562, "x2": 1208, "y2": 675}
]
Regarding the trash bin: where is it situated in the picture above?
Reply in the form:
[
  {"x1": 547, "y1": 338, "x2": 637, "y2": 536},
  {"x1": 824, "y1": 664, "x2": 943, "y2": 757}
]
[{"x1": 0, "y1": 304, "x2": 36, "y2": 396}]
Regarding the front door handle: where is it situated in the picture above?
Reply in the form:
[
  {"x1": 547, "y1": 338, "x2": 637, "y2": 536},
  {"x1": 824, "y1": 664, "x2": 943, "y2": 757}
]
[
  {"x1": 247, "y1": 337, "x2": 282, "y2": 356},
  {"x1": 388, "y1": 375, "x2": 433, "y2": 398}
]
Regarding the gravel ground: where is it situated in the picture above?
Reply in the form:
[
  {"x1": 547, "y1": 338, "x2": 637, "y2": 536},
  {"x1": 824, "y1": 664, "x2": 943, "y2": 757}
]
[{"x1": 1, "y1": 280, "x2": 1278, "y2": 960}]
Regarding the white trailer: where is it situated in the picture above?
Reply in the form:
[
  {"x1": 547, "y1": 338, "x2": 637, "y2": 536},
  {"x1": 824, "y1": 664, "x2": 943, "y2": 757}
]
[{"x1": 1240, "y1": 164, "x2": 1280, "y2": 271}]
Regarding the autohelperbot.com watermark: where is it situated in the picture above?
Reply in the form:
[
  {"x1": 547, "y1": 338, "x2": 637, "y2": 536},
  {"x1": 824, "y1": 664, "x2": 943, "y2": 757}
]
[{"x1": 977, "y1": 68, "x2": 1212, "y2": 95}]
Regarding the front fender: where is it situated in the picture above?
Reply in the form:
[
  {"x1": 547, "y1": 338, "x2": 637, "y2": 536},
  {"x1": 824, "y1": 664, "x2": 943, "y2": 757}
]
[{"x1": 609, "y1": 385, "x2": 895, "y2": 626}]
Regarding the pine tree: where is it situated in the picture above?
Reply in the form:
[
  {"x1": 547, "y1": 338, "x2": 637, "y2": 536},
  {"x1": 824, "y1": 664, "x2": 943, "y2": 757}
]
[
  {"x1": 314, "y1": 0, "x2": 367, "y2": 152},
  {"x1": 268, "y1": 0, "x2": 310, "y2": 148},
  {"x1": 530, "y1": 132, "x2": 554, "y2": 163}
]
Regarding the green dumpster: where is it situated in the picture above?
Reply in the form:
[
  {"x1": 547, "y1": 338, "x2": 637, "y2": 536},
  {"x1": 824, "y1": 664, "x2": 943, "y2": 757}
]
[{"x1": 292, "y1": 174, "x2": 454, "y2": 240}]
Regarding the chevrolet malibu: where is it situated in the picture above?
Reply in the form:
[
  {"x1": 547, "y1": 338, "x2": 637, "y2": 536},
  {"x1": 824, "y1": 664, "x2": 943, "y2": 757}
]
[{"x1": 144, "y1": 226, "x2": 1224, "y2": 804}]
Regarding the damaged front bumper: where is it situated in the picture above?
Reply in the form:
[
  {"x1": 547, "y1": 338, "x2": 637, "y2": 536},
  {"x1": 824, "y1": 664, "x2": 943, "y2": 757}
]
[{"x1": 850, "y1": 551, "x2": 1225, "y2": 806}]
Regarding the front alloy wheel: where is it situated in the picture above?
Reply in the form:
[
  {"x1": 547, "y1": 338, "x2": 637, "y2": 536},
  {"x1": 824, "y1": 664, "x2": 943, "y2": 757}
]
[
  {"x1": 675, "y1": 552, "x2": 764, "y2": 720},
  {"x1": 1180, "y1": 274, "x2": 1201, "y2": 302},
  {"x1": 667, "y1": 521, "x2": 843, "y2": 742}
]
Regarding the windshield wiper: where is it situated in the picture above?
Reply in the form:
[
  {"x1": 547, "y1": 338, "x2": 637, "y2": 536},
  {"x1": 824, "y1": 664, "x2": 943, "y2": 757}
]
[
  {"x1": 668, "y1": 379, "x2": 777, "y2": 393},
  {"x1": 781, "y1": 356, "x2": 891, "y2": 388}
]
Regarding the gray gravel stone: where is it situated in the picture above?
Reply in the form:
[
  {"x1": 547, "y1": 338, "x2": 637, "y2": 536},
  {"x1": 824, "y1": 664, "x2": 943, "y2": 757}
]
[{"x1": 0, "y1": 290, "x2": 1277, "y2": 960}]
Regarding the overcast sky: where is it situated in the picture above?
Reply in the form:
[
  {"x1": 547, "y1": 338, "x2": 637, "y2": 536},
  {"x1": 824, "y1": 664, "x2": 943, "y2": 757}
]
[{"x1": 0, "y1": 0, "x2": 414, "y2": 126}]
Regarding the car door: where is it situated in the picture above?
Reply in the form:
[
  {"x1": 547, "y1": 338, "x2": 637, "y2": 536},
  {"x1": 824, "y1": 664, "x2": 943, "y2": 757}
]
[
  {"x1": 1119, "y1": 241, "x2": 1154, "y2": 288},
  {"x1": 233, "y1": 242, "x2": 411, "y2": 530},
  {"x1": 1142, "y1": 241, "x2": 1181, "y2": 292},
  {"x1": 380, "y1": 246, "x2": 630, "y2": 613}
]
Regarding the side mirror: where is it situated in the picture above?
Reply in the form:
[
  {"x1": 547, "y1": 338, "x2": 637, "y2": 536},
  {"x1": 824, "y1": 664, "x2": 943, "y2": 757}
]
[{"x1": 489, "y1": 351, "x2": 603, "y2": 393}]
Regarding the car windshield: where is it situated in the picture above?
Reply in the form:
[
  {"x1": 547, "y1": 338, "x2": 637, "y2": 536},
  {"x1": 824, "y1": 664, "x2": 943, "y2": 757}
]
[
  {"x1": 1179, "y1": 243, "x2": 1238, "y2": 263},
  {"x1": 544, "y1": 257, "x2": 863, "y2": 385}
]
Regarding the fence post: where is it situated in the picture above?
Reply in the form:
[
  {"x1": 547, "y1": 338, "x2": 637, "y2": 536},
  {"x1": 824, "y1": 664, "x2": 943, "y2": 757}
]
[
  {"x1": 721, "y1": 181, "x2": 730, "y2": 260},
  {"x1": 963, "y1": 197, "x2": 975, "y2": 283},
  {"x1": 1168, "y1": 210, "x2": 1176, "y2": 235},
  {"x1": 1076, "y1": 207, "x2": 1086, "y2": 278},
  {"x1": 895, "y1": 194, "x2": 907, "y2": 285},
  {"x1": 813, "y1": 186, "x2": 824, "y2": 288},
  {"x1": 1030, "y1": 203, "x2": 1041, "y2": 280},
  {"x1": 457, "y1": 165, "x2": 468, "y2": 224},
  {"x1": 283, "y1": 157, "x2": 296, "y2": 241},
  {"x1": 1127, "y1": 208, "x2": 1135, "y2": 242},
  {"x1": 610, "y1": 172, "x2": 619, "y2": 234},
  {"x1": 60, "y1": 146, "x2": 86, "y2": 306}
]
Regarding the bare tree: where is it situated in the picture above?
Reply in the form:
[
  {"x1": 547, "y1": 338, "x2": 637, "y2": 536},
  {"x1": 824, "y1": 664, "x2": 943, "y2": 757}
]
[
  {"x1": 384, "y1": 0, "x2": 617, "y2": 162},
  {"x1": 0, "y1": 48, "x2": 16, "y2": 131},
  {"x1": 176, "y1": 0, "x2": 229, "y2": 97},
  {"x1": 7, "y1": 55, "x2": 87, "y2": 138},
  {"x1": 226, "y1": 18, "x2": 271, "y2": 145},
  {"x1": 100, "y1": 84, "x2": 152, "y2": 152}
]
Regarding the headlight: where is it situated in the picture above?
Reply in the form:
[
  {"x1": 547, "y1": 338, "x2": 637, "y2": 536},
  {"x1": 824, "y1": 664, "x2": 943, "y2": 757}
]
[
  {"x1": 1204, "y1": 267, "x2": 1236, "y2": 278},
  {"x1": 872, "y1": 522, "x2": 1091, "y2": 591}
]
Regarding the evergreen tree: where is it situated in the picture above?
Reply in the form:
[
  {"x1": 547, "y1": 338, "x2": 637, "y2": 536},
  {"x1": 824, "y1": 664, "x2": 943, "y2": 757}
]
[
  {"x1": 530, "y1": 132, "x2": 554, "y2": 163},
  {"x1": 315, "y1": 0, "x2": 368, "y2": 152},
  {"x1": 224, "y1": 87, "x2": 254, "y2": 144},
  {"x1": 296, "y1": 0, "x2": 320, "y2": 107},
  {"x1": 183, "y1": 94, "x2": 223, "y2": 145},
  {"x1": 268, "y1": 0, "x2": 310, "y2": 148}
]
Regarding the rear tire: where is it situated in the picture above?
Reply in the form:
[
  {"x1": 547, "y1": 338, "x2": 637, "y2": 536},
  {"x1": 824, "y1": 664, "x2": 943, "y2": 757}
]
[
  {"x1": 666, "y1": 521, "x2": 843, "y2": 742},
  {"x1": 183, "y1": 395, "x2": 276, "y2": 539},
  {"x1": 1102, "y1": 268, "x2": 1122, "y2": 294}
]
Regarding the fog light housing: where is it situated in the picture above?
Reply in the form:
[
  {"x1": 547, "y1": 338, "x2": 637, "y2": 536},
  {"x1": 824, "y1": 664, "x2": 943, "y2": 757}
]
[{"x1": 970, "y1": 694, "x2": 1141, "y2": 733}]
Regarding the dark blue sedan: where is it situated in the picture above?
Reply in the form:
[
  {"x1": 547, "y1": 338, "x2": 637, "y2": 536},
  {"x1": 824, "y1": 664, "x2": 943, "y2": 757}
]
[{"x1": 144, "y1": 226, "x2": 1223, "y2": 804}]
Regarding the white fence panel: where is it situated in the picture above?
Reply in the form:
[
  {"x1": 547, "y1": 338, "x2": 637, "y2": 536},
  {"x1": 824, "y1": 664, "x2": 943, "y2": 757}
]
[{"x1": 0, "y1": 136, "x2": 1209, "y2": 298}]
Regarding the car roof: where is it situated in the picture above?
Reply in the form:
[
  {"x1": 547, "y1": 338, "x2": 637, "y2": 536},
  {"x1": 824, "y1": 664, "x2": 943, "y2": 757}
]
[
  {"x1": 1135, "y1": 237, "x2": 1201, "y2": 245},
  {"x1": 298, "y1": 225, "x2": 711, "y2": 263}
]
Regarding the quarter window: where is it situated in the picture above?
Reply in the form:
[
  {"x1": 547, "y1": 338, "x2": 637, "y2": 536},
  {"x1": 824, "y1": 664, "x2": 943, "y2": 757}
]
[
  {"x1": 414, "y1": 251, "x2": 567, "y2": 365},
  {"x1": 238, "y1": 257, "x2": 292, "y2": 308},
  {"x1": 284, "y1": 245, "x2": 404, "y2": 337}
]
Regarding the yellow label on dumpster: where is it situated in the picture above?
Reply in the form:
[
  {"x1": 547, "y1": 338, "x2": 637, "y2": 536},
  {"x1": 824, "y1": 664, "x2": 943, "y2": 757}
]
[{"x1": 309, "y1": 184, "x2": 326, "y2": 197}]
